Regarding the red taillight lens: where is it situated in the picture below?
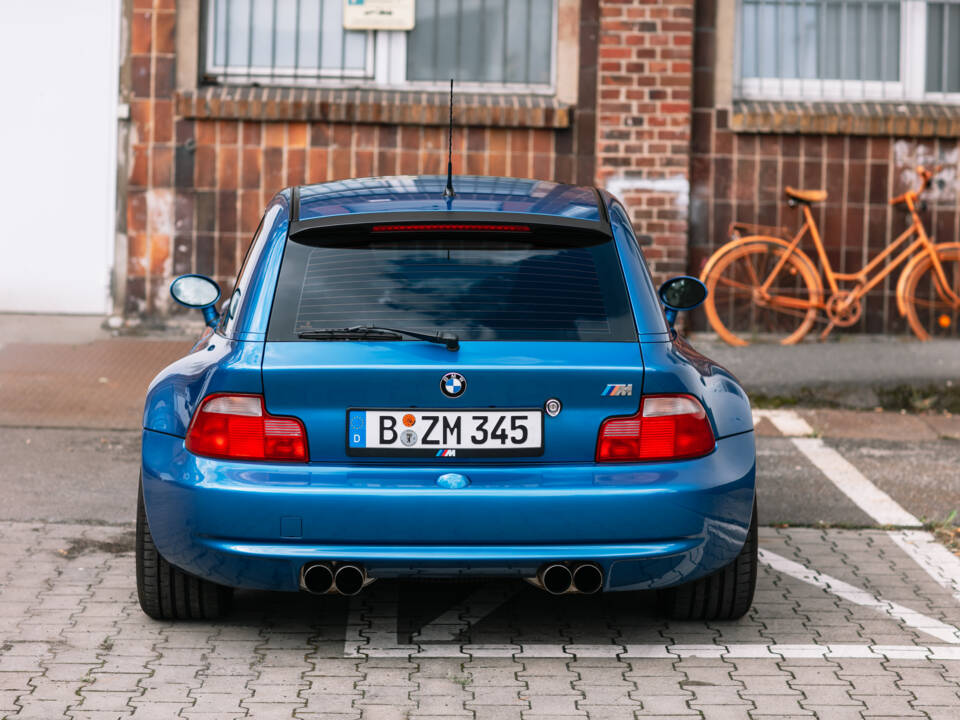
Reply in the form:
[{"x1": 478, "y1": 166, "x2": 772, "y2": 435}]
[
  {"x1": 596, "y1": 395, "x2": 715, "y2": 462},
  {"x1": 186, "y1": 394, "x2": 308, "y2": 462}
]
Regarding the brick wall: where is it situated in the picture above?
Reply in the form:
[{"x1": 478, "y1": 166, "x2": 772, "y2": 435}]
[
  {"x1": 596, "y1": 0, "x2": 694, "y2": 280},
  {"x1": 121, "y1": 0, "x2": 599, "y2": 319},
  {"x1": 172, "y1": 121, "x2": 562, "y2": 304},
  {"x1": 690, "y1": 0, "x2": 960, "y2": 335},
  {"x1": 125, "y1": 0, "x2": 177, "y2": 316}
]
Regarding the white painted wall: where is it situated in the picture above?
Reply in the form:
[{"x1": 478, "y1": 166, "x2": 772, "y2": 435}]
[{"x1": 0, "y1": 1, "x2": 120, "y2": 314}]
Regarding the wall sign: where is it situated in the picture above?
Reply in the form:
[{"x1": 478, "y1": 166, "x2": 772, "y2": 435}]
[{"x1": 343, "y1": 0, "x2": 415, "y2": 31}]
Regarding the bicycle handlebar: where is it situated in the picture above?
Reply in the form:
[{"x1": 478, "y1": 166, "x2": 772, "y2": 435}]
[{"x1": 888, "y1": 164, "x2": 944, "y2": 205}]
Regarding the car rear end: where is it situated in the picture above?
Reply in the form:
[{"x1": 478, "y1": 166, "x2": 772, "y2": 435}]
[{"x1": 141, "y1": 191, "x2": 755, "y2": 600}]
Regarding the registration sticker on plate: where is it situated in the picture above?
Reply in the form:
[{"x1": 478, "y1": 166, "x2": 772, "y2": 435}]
[{"x1": 347, "y1": 409, "x2": 544, "y2": 457}]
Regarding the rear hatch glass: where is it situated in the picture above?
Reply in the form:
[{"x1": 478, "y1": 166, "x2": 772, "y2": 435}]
[{"x1": 267, "y1": 227, "x2": 637, "y2": 342}]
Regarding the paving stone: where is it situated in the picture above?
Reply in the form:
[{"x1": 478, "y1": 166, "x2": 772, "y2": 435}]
[{"x1": 904, "y1": 684, "x2": 960, "y2": 706}]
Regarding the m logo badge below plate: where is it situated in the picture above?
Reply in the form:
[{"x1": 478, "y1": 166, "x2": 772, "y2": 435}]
[{"x1": 441, "y1": 372, "x2": 466, "y2": 398}]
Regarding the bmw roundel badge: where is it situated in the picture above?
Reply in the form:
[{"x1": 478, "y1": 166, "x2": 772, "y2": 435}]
[{"x1": 440, "y1": 372, "x2": 466, "y2": 398}]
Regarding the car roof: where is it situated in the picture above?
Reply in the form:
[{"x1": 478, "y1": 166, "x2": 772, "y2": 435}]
[{"x1": 291, "y1": 176, "x2": 606, "y2": 232}]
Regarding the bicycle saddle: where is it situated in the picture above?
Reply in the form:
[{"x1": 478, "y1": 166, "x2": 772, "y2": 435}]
[{"x1": 785, "y1": 187, "x2": 827, "y2": 204}]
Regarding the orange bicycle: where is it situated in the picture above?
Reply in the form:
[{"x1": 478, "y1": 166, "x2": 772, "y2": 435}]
[{"x1": 699, "y1": 165, "x2": 960, "y2": 345}]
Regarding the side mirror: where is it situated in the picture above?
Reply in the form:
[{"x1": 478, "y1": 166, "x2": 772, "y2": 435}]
[
  {"x1": 170, "y1": 274, "x2": 221, "y2": 327},
  {"x1": 658, "y1": 276, "x2": 708, "y2": 328}
]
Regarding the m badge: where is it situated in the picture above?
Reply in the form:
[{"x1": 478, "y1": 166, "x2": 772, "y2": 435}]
[{"x1": 601, "y1": 384, "x2": 633, "y2": 397}]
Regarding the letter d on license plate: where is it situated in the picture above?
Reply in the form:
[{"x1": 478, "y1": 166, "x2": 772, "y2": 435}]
[{"x1": 347, "y1": 409, "x2": 543, "y2": 458}]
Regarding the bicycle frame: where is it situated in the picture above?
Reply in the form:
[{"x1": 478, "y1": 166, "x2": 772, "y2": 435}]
[{"x1": 757, "y1": 193, "x2": 960, "y2": 316}]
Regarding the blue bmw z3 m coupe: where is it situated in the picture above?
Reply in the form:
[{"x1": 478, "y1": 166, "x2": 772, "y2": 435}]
[{"x1": 137, "y1": 175, "x2": 756, "y2": 621}]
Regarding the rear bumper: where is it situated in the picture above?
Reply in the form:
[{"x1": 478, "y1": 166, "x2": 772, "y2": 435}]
[{"x1": 141, "y1": 429, "x2": 756, "y2": 592}]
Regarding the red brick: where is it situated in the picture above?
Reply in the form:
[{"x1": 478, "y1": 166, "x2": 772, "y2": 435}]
[
  {"x1": 151, "y1": 146, "x2": 173, "y2": 186},
  {"x1": 218, "y1": 121, "x2": 239, "y2": 145},
  {"x1": 242, "y1": 122, "x2": 261, "y2": 146},
  {"x1": 264, "y1": 148, "x2": 284, "y2": 192},
  {"x1": 240, "y1": 190, "x2": 262, "y2": 234},
  {"x1": 129, "y1": 145, "x2": 149, "y2": 187},
  {"x1": 131, "y1": 11, "x2": 152, "y2": 55},
  {"x1": 194, "y1": 146, "x2": 216, "y2": 188},
  {"x1": 287, "y1": 148, "x2": 306, "y2": 186},
  {"x1": 264, "y1": 123, "x2": 285, "y2": 147},
  {"x1": 196, "y1": 121, "x2": 216, "y2": 145},
  {"x1": 241, "y1": 148, "x2": 261, "y2": 189},
  {"x1": 217, "y1": 146, "x2": 239, "y2": 190},
  {"x1": 332, "y1": 148, "x2": 351, "y2": 180},
  {"x1": 307, "y1": 148, "x2": 328, "y2": 184},
  {"x1": 288, "y1": 122, "x2": 308, "y2": 148},
  {"x1": 128, "y1": 234, "x2": 148, "y2": 277},
  {"x1": 153, "y1": 100, "x2": 173, "y2": 143},
  {"x1": 155, "y1": 11, "x2": 175, "y2": 55},
  {"x1": 149, "y1": 235, "x2": 170, "y2": 274}
]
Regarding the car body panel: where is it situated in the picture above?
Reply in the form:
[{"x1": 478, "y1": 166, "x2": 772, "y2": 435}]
[
  {"x1": 143, "y1": 338, "x2": 264, "y2": 437},
  {"x1": 261, "y1": 341, "x2": 645, "y2": 463}
]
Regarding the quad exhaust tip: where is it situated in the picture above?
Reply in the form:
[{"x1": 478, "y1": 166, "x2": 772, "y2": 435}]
[
  {"x1": 532, "y1": 562, "x2": 604, "y2": 595},
  {"x1": 300, "y1": 562, "x2": 373, "y2": 596}
]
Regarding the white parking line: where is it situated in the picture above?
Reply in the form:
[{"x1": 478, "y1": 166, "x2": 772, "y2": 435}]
[
  {"x1": 759, "y1": 548, "x2": 960, "y2": 644},
  {"x1": 889, "y1": 530, "x2": 960, "y2": 604},
  {"x1": 343, "y1": 642, "x2": 960, "y2": 660},
  {"x1": 753, "y1": 409, "x2": 816, "y2": 437},
  {"x1": 791, "y1": 437, "x2": 921, "y2": 526},
  {"x1": 755, "y1": 409, "x2": 919, "y2": 526}
]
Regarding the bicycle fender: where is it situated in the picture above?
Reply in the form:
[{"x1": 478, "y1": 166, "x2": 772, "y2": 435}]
[{"x1": 896, "y1": 242, "x2": 960, "y2": 317}]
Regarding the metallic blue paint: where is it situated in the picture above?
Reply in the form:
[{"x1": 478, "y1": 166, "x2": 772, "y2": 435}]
[
  {"x1": 261, "y1": 341, "x2": 645, "y2": 464},
  {"x1": 141, "y1": 429, "x2": 754, "y2": 592},
  {"x1": 141, "y1": 176, "x2": 757, "y2": 595},
  {"x1": 298, "y1": 176, "x2": 602, "y2": 222}
]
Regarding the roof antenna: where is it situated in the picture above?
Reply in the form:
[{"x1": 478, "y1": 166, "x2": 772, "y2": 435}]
[{"x1": 442, "y1": 78, "x2": 456, "y2": 199}]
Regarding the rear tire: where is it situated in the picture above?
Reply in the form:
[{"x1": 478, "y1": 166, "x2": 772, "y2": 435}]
[
  {"x1": 136, "y1": 479, "x2": 232, "y2": 620},
  {"x1": 659, "y1": 500, "x2": 758, "y2": 621}
]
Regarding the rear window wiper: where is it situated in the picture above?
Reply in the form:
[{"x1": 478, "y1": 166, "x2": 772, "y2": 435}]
[{"x1": 298, "y1": 325, "x2": 459, "y2": 351}]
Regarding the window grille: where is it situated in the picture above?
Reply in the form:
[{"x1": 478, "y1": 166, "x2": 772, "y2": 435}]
[
  {"x1": 204, "y1": 0, "x2": 373, "y2": 84},
  {"x1": 406, "y1": 0, "x2": 555, "y2": 88},
  {"x1": 926, "y1": 2, "x2": 960, "y2": 93},
  {"x1": 736, "y1": 0, "x2": 960, "y2": 103},
  {"x1": 202, "y1": 0, "x2": 556, "y2": 92}
]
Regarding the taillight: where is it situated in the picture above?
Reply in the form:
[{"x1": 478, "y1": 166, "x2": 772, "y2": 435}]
[
  {"x1": 186, "y1": 394, "x2": 308, "y2": 462},
  {"x1": 596, "y1": 394, "x2": 714, "y2": 462}
]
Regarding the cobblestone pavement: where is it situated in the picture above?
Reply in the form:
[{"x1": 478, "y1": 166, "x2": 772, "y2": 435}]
[
  {"x1": 4, "y1": 520, "x2": 960, "y2": 719},
  {"x1": 2, "y1": 329, "x2": 960, "y2": 718}
]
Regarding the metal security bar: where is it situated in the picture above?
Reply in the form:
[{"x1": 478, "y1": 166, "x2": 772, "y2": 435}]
[
  {"x1": 201, "y1": 0, "x2": 557, "y2": 91},
  {"x1": 926, "y1": 1, "x2": 960, "y2": 93},
  {"x1": 406, "y1": 0, "x2": 555, "y2": 88},
  {"x1": 203, "y1": 0, "x2": 374, "y2": 85},
  {"x1": 736, "y1": 0, "x2": 960, "y2": 102}
]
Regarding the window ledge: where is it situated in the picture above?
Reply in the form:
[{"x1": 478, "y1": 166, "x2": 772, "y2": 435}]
[
  {"x1": 176, "y1": 86, "x2": 571, "y2": 129},
  {"x1": 731, "y1": 100, "x2": 960, "y2": 136}
]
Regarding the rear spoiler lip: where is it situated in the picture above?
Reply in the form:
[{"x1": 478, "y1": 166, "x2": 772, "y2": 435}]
[{"x1": 287, "y1": 211, "x2": 612, "y2": 240}]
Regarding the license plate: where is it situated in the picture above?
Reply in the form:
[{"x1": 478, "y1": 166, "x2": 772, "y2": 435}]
[{"x1": 347, "y1": 409, "x2": 544, "y2": 457}]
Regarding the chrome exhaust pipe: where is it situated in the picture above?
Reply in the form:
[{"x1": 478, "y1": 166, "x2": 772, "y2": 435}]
[
  {"x1": 333, "y1": 564, "x2": 366, "y2": 596},
  {"x1": 539, "y1": 563, "x2": 574, "y2": 595},
  {"x1": 572, "y1": 563, "x2": 603, "y2": 594},
  {"x1": 301, "y1": 562, "x2": 335, "y2": 595}
]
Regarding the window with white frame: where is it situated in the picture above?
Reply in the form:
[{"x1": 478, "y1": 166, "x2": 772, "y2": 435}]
[
  {"x1": 203, "y1": 0, "x2": 556, "y2": 93},
  {"x1": 736, "y1": 0, "x2": 960, "y2": 102}
]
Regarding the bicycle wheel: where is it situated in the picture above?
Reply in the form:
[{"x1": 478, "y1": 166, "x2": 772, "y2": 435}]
[
  {"x1": 901, "y1": 244, "x2": 960, "y2": 341},
  {"x1": 702, "y1": 238, "x2": 821, "y2": 346}
]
